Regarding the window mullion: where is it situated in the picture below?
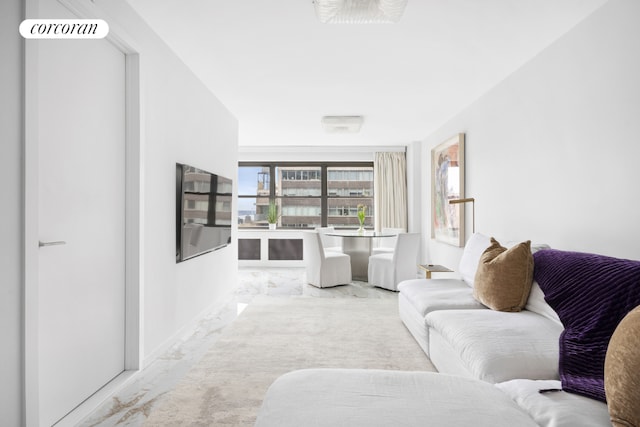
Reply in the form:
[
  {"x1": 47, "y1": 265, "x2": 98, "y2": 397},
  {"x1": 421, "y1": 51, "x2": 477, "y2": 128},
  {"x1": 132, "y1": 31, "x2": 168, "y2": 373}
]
[
  {"x1": 321, "y1": 165, "x2": 328, "y2": 227},
  {"x1": 270, "y1": 164, "x2": 276, "y2": 204}
]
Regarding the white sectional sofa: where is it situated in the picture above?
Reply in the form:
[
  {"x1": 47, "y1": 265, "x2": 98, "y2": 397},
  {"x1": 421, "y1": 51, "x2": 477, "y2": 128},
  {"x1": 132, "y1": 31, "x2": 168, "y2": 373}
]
[
  {"x1": 255, "y1": 370, "x2": 610, "y2": 427},
  {"x1": 398, "y1": 232, "x2": 564, "y2": 382},
  {"x1": 255, "y1": 233, "x2": 640, "y2": 427}
]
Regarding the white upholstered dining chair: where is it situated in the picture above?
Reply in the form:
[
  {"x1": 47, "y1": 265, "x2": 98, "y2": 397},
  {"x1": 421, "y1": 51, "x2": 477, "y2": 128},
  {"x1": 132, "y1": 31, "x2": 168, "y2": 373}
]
[
  {"x1": 371, "y1": 227, "x2": 405, "y2": 256},
  {"x1": 303, "y1": 231, "x2": 352, "y2": 288},
  {"x1": 368, "y1": 232, "x2": 420, "y2": 291},
  {"x1": 315, "y1": 226, "x2": 342, "y2": 253}
]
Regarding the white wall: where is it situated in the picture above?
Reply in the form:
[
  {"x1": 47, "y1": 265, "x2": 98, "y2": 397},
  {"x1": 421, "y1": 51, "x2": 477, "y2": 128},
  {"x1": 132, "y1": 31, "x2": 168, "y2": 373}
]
[
  {"x1": 417, "y1": 0, "x2": 640, "y2": 270},
  {"x1": 7, "y1": 0, "x2": 238, "y2": 421},
  {"x1": 91, "y1": 0, "x2": 239, "y2": 362},
  {"x1": 1, "y1": 0, "x2": 24, "y2": 424}
]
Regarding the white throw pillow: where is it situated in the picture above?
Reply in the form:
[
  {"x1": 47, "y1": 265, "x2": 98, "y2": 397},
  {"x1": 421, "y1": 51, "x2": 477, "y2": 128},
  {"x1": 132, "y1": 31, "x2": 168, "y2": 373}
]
[
  {"x1": 459, "y1": 233, "x2": 491, "y2": 287},
  {"x1": 525, "y1": 281, "x2": 561, "y2": 325}
]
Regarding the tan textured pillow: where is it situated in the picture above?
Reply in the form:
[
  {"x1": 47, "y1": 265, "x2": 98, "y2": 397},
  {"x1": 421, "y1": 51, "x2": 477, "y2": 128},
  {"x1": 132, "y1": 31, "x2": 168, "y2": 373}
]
[
  {"x1": 605, "y1": 305, "x2": 640, "y2": 427},
  {"x1": 473, "y1": 238, "x2": 534, "y2": 312}
]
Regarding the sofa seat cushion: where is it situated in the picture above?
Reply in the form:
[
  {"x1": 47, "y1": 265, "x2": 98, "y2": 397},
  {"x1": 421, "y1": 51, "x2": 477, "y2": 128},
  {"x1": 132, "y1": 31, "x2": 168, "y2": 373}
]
[
  {"x1": 255, "y1": 369, "x2": 538, "y2": 427},
  {"x1": 496, "y1": 379, "x2": 610, "y2": 427},
  {"x1": 426, "y1": 309, "x2": 563, "y2": 382},
  {"x1": 397, "y1": 279, "x2": 486, "y2": 317}
]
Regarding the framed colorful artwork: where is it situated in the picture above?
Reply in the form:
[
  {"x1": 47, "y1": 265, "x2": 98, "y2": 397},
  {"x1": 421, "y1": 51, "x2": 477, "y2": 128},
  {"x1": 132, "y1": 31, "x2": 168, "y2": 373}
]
[{"x1": 431, "y1": 133, "x2": 465, "y2": 247}]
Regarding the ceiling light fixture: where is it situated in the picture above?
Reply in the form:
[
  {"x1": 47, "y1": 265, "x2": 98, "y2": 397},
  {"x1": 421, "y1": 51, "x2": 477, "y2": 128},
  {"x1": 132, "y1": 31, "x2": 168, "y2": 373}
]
[
  {"x1": 312, "y1": 0, "x2": 408, "y2": 24},
  {"x1": 321, "y1": 116, "x2": 364, "y2": 133}
]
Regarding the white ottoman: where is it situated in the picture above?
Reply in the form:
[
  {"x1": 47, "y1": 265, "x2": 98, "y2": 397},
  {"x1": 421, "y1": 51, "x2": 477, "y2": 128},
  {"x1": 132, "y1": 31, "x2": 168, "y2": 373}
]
[{"x1": 255, "y1": 369, "x2": 538, "y2": 427}]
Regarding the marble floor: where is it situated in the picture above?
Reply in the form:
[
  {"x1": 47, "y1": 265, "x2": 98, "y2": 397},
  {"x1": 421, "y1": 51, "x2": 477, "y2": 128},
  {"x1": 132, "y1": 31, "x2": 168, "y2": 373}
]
[{"x1": 79, "y1": 267, "x2": 395, "y2": 426}]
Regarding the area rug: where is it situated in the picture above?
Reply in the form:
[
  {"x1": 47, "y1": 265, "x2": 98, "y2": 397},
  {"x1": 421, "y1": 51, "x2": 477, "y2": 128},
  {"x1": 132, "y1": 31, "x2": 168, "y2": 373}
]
[{"x1": 144, "y1": 295, "x2": 435, "y2": 426}]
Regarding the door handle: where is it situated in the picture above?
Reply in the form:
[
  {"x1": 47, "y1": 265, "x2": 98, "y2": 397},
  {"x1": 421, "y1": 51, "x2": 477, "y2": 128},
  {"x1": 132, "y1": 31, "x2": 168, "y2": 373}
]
[{"x1": 39, "y1": 240, "x2": 67, "y2": 248}]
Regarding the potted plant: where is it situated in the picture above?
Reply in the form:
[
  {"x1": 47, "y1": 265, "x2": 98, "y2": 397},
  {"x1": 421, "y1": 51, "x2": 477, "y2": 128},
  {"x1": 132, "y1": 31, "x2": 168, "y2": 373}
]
[{"x1": 267, "y1": 201, "x2": 279, "y2": 230}]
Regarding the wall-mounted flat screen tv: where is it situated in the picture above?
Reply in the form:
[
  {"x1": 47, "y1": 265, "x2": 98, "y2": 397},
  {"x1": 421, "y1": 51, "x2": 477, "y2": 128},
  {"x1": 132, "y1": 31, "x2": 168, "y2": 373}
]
[{"x1": 176, "y1": 163, "x2": 233, "y2": 262}]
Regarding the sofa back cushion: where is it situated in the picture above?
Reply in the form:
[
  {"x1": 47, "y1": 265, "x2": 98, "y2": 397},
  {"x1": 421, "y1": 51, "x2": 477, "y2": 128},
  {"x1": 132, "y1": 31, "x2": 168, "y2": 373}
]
[
  {"x1": 459, "y1": 233, "x2": 492, "y2": 287},
  {"x1": 473, "y1": 238, "x2": 534, "y2": 312},
  {"x1": 459, "y1": 233, "x2": 549, "y2": 289}
]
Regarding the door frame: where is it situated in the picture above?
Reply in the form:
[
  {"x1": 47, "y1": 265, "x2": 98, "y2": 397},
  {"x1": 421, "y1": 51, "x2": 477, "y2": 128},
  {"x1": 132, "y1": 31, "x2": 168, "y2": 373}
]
[{"x1": 23, "y1": 0, "x2": 143, "y2": 425}]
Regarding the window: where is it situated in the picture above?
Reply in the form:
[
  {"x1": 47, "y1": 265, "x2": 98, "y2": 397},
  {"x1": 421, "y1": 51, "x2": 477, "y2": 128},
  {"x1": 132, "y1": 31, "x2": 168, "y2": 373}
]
[
  {"x1": 327, "y1": 166, "x2": 373, "y2": 228},
  {"x1": 238, "y1": 162, "x2": 374, "y2": 228}
]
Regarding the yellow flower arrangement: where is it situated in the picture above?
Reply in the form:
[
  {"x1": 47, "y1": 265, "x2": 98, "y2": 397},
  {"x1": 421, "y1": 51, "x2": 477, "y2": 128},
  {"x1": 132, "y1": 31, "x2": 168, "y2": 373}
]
[{"x1": 357, "y1": 204, "x2": 366, "y2": 227}]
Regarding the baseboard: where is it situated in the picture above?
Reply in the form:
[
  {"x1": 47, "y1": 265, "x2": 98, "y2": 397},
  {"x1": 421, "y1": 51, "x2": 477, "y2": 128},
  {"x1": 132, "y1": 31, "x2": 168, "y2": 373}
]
[
  {"x1": 142, "y1": 290, "x2": 236, "y2": 367},
  {"x1": 56, "y1": 370, "x2": 138, "y2": 427}
]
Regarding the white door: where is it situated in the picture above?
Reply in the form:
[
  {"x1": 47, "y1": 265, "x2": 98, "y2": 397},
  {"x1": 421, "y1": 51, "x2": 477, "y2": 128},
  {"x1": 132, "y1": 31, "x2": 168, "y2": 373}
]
[{"x1": 37, "y1": 35, "x2": 126, "y2": 425}]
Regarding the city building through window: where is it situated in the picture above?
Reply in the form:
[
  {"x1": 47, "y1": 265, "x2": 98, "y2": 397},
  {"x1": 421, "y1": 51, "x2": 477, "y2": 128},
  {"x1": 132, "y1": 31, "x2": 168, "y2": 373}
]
[{"x1": 238, "y1": 162, "x2": 374, "y2": 229}]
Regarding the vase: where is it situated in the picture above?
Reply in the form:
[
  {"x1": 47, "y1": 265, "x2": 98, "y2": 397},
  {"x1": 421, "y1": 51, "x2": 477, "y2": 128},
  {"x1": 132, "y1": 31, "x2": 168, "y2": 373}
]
[
  {"x1": 358, "y1": 224, "x2": 365, "y2": 234},
  {"x1": 269, "y1": 223, "x2": 276, "y2": 230}
]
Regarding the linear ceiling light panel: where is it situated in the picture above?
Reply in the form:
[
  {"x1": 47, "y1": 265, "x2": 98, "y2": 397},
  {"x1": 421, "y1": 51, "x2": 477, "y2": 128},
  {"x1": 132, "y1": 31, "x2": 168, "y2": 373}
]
[
  {"x1": 313, "y1": 0, "x2": 408, "y2": 24},
  {"x1": 321, "y1": 116, "x2": 364, "y2": 133}
]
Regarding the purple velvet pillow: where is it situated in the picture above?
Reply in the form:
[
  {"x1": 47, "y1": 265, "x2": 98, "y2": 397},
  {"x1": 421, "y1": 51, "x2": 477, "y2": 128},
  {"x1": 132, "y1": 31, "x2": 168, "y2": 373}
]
[{"x1": 533, "y1": 249, "x2": 640, "y2": 402}]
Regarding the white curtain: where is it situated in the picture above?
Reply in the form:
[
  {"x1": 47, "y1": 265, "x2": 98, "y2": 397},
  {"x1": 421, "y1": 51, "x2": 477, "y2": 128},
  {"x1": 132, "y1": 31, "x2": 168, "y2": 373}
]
[{"x1": 374, "y1": 151, "x2": 407, "y2": 231}]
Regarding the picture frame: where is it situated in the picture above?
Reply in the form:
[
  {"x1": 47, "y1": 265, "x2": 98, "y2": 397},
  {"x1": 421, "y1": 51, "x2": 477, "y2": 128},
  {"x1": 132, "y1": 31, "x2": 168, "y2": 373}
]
[{"x1": 431, "y1": 133, "x2": 465, "y2": 247}]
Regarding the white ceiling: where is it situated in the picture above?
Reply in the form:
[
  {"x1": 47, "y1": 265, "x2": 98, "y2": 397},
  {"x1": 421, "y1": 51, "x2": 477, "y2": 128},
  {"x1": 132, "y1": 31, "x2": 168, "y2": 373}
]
[{"x1": 124, "y1": 0, "x2": 608, "y2": 147}]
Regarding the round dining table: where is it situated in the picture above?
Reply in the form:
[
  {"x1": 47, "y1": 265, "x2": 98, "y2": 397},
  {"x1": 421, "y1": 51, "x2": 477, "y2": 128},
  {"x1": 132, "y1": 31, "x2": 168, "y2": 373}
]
[{"x1": 326, "y1": 230, "x2": 398, "y2": 281}]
